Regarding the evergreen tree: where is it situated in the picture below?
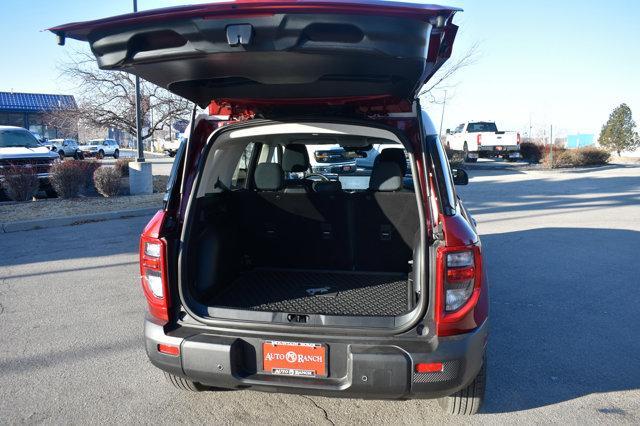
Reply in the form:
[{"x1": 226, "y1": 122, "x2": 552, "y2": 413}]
[{"x1": 598, "y1": 104, "x2": 639, "y2": 156}]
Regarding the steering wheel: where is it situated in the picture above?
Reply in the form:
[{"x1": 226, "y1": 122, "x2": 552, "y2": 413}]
[{"x1": 305, "y1": 173, "x2": 331, "y2": 182}]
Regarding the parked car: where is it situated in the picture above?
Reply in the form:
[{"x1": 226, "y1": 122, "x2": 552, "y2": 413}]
[
  {"x1": 0, "y1": 126, "x2": 59, "y2": 196},
  {"x1": 161, "y1": 138, "x2": 183, "y2": 157},
  {"x1": 307, "y1": 144, "x2": 356, "y2": 174},
  {"x1": 45, "y1": 138, "x2": 82, "y2": 159},
  {"x1": 356, "y1": 143, "x2": 408, "y2": 171},
  {"x1": 80, "y1": 138, "x2": 120, "y2": 159},
  {"x1": 446, "y1": 121, "x2": 521, "y2": 162},
  {"x1": 52, "y1": 1, "x2": 488, "y2": 414}
]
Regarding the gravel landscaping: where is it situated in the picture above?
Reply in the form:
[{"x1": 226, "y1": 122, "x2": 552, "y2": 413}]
[{"x1": 0, "y1": 193, "x2": 164, "y2": 224}]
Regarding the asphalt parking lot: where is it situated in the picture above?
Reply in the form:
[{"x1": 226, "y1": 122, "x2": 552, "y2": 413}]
[{"x1": 1, "y1": 163, "x2": 639, "y2": 424}]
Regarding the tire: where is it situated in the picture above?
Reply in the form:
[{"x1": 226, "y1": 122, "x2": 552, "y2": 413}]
[
  {"x1": 58, "y1": 150, "x2": 65, "y2": 159},
  {"x1": 169, "y1": 151, "x2": 176, "y2": 158},
  {"x1": 45, "y1": 187, "x2": 58, "y2": 198},
  {"x1": 97, "y1": 150, "x2": 105, "y2": 159},
  {"x1": 438, "y1": 359, "x2": 486, "y2": 415},
  {"x1": 113, "y1": 149, "x2": 120, "y2": 159},
  {"x1": 163, "y1": 372, "x2": 209, "y2": 392}
]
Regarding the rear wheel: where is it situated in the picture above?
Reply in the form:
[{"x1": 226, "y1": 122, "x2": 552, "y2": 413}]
[
  {"x1": 113, "y1": 149, "x2": 120, "y2": 159},
  {"x1": 438, "y1": 359, "x2": 486, "y2": 415},
  {"x1": 164, "y1": 372, "x2": 210, "y2": 392},
  {"x1": 58, "y1": 150, "x2": 65, "y2": 159},
  {"x1": 97, "y1": 150, "x2": 105, "y2": 159}
]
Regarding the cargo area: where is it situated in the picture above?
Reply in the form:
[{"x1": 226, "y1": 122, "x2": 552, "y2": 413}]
[
  {"x1": 214, "y1": 269, "x2": 411, "y2": 316},
  {"x1": 180, "y1": 124, "x2": 424, "y2": 325}
]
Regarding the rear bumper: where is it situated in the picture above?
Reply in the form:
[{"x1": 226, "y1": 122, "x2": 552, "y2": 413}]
[{"x1": 144, "y1": 317, "x2": 488, "y2": 399}]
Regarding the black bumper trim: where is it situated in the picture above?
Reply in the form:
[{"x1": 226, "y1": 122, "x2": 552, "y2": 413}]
[{"x1": 144, "y1": 318, "x2": 488, "y2": 399}]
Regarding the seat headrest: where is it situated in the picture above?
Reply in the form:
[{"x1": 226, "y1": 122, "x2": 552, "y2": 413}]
[
  {"x1": 282, "y1": 144, "x2": 309, "y2": 173},
  {"x1": 312, "y1": 180, "x2": 343, "y2": 193},
  {"x1": 254, "y1": 163, "x2": 284, "y2": 191},
  {"x1": 375, "y1": 148, "x2": 407, "y2": 175},
  {"x1": 369, "y1": 161, "x2": 402, "y2": 191}
]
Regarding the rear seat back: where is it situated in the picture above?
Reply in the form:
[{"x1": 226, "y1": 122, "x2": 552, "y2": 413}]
[{"x1": 236, "y1": 158, "x2": 418, "y2": 273}]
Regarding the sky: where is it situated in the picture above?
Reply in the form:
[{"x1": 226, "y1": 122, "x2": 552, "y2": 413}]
[{"x1": 2, "y1": 0, "x2": 639, "y2": 137}]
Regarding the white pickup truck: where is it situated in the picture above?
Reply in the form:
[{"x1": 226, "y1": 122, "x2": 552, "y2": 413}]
[{"x1": 446, "y1": 121, "x2": 521, "y2": 162}]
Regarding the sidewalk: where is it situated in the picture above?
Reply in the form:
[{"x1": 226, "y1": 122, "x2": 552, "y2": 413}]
[{"x1": 0, "y1": 193, "x2": 163, "y2": 233}]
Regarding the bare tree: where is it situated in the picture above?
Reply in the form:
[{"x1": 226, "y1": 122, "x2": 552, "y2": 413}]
[
  {"x1": 419, "y1": 42, "x2": 481, "y2": 104},
  {"x1": 58, "y1": 50, "x2": 192, "y2": 141},
  {"x1": 41, "y1": 106, "x2": 80, "y2": 139}
]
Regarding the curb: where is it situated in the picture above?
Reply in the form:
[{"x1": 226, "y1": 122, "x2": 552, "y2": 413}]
[{"x1": 1, "y1": 207, "x2": 159, "y2": 234}]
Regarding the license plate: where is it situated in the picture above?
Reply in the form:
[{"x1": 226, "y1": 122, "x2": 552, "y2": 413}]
[
  {"x1": 495, "y1": 146, "x2": 503, "y2": 151},
  {"x1": 342, "y1": 165, "x2": 352, "y2": 171},
  {"x1": 262, "y1": 341, "x2": 327, "y2": 377}
]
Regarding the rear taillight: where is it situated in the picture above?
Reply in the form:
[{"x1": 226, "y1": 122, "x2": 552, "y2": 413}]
[
  {"x1": 517, "y1": 132, "x2": 521, "y2": 145},
  {"x1": 476, "y1": 134, "x2": 482, "y2": 146},
  {"x1": 435, "y1": 244, "x2": 483, "y2": 336},
  {"x1": 140, "y1": 211, "x2": 170, "y2": 324}
]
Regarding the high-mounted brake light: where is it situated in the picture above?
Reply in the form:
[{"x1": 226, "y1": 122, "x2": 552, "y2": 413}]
[
  {"x1": 476, "y1": 134, "x2": 482, "y2": 146},
  {"x1": 140, "y1": 211, "x2": 170, "y2": 324}
]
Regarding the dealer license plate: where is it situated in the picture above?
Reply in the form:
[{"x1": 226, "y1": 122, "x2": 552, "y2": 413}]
[{"x1": 262, "y1": 341, "x2": 327, "y2": 377}]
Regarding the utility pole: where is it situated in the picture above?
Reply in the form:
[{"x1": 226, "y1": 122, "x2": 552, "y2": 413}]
[
  {"x1": 438, "y1": 90, "x2": 447, "y2": 138},
  {"x1": 129, "y1": 0, "x2": 153, "y2": 195},
  {"x1": 549, "y1": 124, "x2": 554, "y2": 165},
  {"x1": 134, "y1": 0, "x2": 144, "y2": 163}
]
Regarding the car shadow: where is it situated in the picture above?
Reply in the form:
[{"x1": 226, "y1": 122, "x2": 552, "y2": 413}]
[{"x1": 479, "y1": 227, "x2": 640, "y2": 413}]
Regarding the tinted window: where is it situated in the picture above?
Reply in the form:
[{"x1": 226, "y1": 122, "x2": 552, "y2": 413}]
[
  {"x1": 467, "y1": 122, "x2": 498, "y2": 133},
  {"x1": 0, "y1": 129, "x2": 40, "y2": 148}
]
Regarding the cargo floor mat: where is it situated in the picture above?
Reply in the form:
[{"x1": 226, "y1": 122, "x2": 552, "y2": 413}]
[{"x1": 214, "y1": 269, "x2": 411, "y2": 316}]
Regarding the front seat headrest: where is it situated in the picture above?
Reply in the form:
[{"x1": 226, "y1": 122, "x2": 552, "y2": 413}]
[
  {"x1": 282, "y1": 144, "x2": 309, "y2": 173},
  {"x1": 254, "y1": 163, "x2": 284, "y2": 191},
  {"x1": 375, "y1": 148, "x2": 408, "y2": 175},
  {"x1": 369, "y1": 161, "x2": 402, "y2": 191}
]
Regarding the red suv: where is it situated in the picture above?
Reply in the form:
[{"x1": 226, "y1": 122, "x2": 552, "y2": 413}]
[{"x1": 52, "y1": 1, "x2": 488, "y2": 415}]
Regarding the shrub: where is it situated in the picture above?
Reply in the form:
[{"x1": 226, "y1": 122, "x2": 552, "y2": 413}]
[
  {"x1": 114, "y1": 158, "x2": 134, "y2": 177},
  {"x1": 49, "y1": 160, "x2": 86, "y2": 198},
  {"x1": 543, "y1": 147, "x2": 610, "y2": 168},
  {"x1": 519, "y1": 142, "x2": 544, "y2": 163},
  {"x1": 1, "y1": 164, "x2": 39, "y2": 201},
  {"x1": 153, "y1": 175, "x2": 169, "y2": 193},
  {"x1": 93, "y1": 167, "x2": 121, "y2": 197},
  {"x1": 574, "y1": 147, "x2": 611, "y2": 166},
  {"x1": 445, "y1": 145, "x2": 465, "y2": 168},
  {"x1": 75, "y1": 160, "x2": 101, "y2": 189}
]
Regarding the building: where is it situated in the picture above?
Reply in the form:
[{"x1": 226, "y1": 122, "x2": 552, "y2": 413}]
[
  {"x1": 0, "y1": 91, "x2": 77, "y2": 139},
  {"x1": 566, "y1": 134, "x2": 594, "y2": 149}
]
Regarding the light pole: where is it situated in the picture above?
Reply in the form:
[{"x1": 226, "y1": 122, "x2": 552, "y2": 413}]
[
  {"x1": 129, "y1": 0, "x2": 153, "y2": 195},
  {"x1": 133, "y1": 0, "x2": 144, "y2": 162}
]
